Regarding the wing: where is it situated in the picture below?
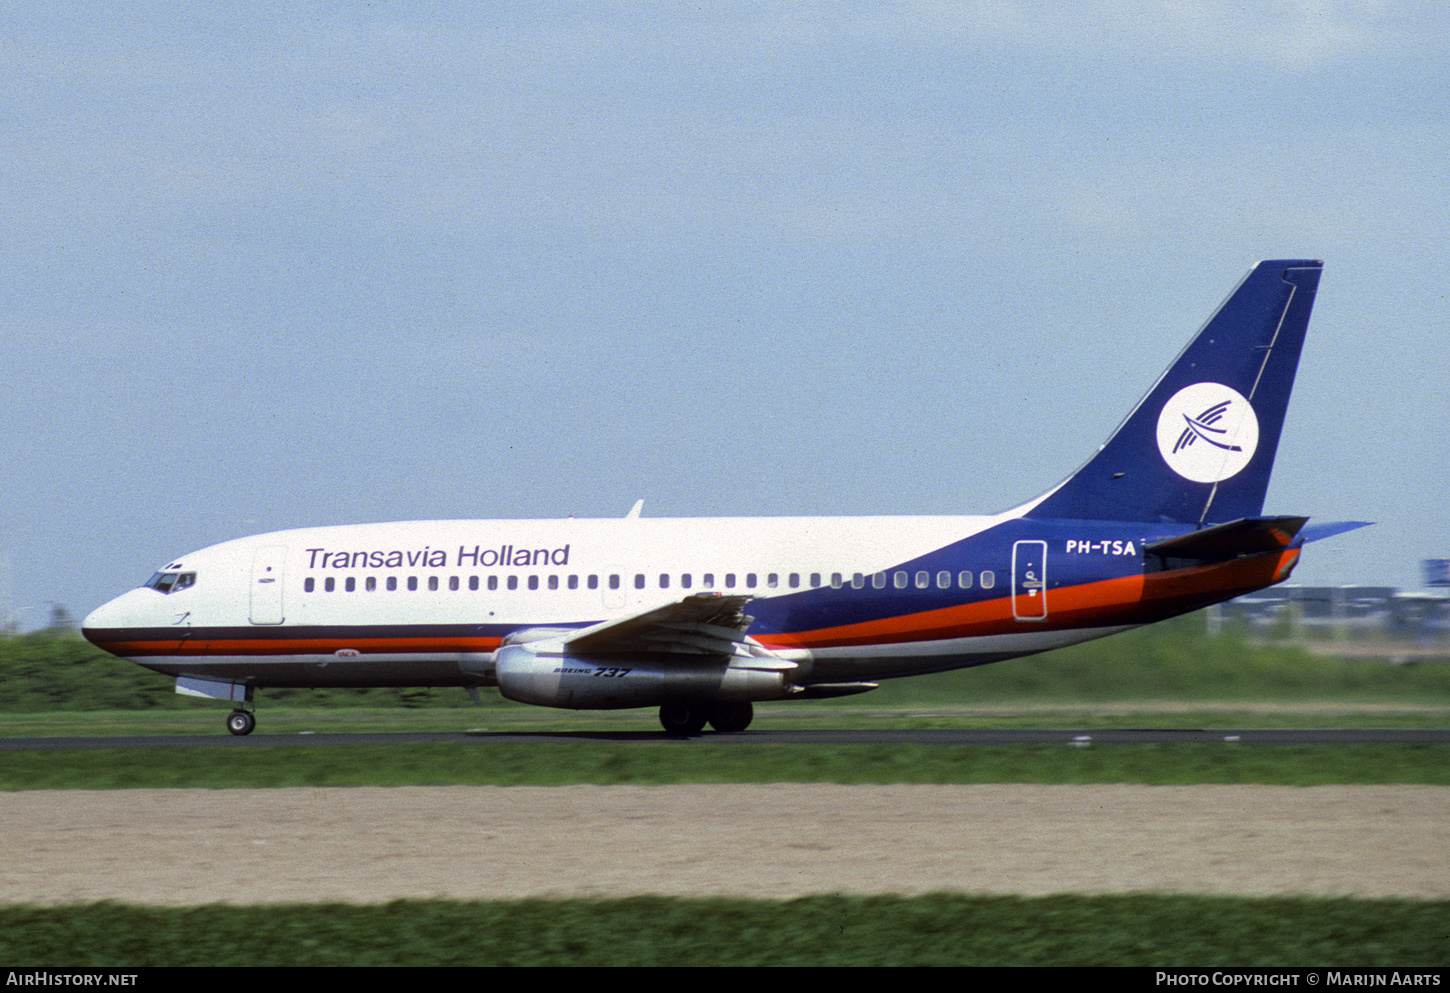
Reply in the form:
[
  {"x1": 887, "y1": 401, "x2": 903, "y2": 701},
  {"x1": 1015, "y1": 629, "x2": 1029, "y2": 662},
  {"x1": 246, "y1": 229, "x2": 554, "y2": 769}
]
[
  {"x1": 501, "y1": 592, "x2": 798, "y2": 671},
  {"x1": 493, "y1": 593, "x2": 803, "y2": 710},
  {"x1": 564, "y1": 592, "x2": 764, "y2": 659}
]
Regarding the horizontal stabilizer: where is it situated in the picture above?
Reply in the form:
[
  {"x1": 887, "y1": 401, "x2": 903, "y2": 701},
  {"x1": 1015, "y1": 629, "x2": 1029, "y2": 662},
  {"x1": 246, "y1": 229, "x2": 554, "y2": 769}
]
[
  {"x1": 1145, "y1": 516, "x2": 1308, "y2": 561},
  {"x1": 1300, "y1": 520, "x2": 1373, "y2": 543}
]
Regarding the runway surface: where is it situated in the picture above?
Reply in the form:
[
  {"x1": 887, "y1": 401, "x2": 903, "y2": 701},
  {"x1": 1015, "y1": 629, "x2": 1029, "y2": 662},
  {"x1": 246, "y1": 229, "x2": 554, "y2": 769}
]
[
  {"x1": 2, "y1": 727, "x2": 1448, "y2": 750},
  {"x1": 3, "y1": 783, "x2": 1446, "y2": 905},
  {"x1": 5, "y1": 728, "x2": 1445, "y2": 906}
]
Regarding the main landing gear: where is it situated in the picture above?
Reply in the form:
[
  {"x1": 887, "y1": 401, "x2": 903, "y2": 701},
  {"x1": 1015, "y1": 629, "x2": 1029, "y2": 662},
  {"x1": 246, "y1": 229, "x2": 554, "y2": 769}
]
[
  {"x1": 658, "y1": 700, "x2": 754, "y2": 736},
  {"x1": 226, "y1": 709, "x2": 256, "y2": 736}
]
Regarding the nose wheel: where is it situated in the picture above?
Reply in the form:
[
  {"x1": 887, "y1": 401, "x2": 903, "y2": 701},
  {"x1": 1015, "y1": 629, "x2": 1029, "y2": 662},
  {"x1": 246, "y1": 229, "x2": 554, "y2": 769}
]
[{"x1": 226, "y1": 709, "x2": 256, "y2": 736}]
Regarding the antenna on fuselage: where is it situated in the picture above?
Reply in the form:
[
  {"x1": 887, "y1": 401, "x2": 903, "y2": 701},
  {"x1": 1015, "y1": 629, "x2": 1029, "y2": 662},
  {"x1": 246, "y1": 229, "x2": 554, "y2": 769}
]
[{"x1": 624, "y1": 499, "x2": 644, "y2": 519}]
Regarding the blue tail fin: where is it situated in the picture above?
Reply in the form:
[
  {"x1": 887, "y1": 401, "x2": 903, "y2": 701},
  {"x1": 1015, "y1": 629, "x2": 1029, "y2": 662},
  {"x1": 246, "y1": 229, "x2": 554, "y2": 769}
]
[{"x1": 1024, "y1": 259, "x2": 1323, "y2": 525}]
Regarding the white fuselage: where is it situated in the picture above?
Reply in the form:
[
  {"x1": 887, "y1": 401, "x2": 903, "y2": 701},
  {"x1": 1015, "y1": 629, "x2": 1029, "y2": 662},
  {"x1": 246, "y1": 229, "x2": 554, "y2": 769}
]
[{"x1": 82, "y1": 510, "x2": 1160, "y2": 691}]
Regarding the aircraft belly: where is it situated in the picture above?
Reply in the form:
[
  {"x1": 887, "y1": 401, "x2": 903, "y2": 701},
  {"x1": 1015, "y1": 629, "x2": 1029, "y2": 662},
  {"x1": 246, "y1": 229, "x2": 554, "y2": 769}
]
[
  {"x1": 136, "y1": 655, "x2": 489, "y2": 688},
  {"x1": 805, "y1": 625, "x2": 1135, "y2": 681}
]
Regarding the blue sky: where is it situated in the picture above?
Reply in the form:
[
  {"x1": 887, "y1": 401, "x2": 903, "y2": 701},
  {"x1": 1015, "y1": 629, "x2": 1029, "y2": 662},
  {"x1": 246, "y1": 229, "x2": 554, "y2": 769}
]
[{"x1": 3, "y1": 3, "x2": 1447, "y2": 626}]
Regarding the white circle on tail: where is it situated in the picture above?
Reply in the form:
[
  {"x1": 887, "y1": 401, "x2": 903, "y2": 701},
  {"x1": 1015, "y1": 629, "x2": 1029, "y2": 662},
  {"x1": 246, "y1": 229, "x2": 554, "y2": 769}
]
[{"x1": 1155, "y1": 382, "x2": 1259, "y2": 483}]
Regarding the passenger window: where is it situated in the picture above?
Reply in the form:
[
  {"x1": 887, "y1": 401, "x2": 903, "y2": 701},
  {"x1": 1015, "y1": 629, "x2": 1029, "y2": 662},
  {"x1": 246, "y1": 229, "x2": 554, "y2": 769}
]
[
  {"x1": 469, "y1": 576, "x2": 479, "y2": 591},
  {"x1": 407, "y1": 576, "x2": 418, "y2": 591},
  {"x1": 345, "y1": 577, "x2": 356, "y2": 592},
  {"x1": 366, "y1": 576, "x2": 377, "y2": 592},
  {"x1": 981, "y1": 570, "x2": 996, "y2": 589},
  {"x1": 767, "y1": 573, "x2": 778, "y2": 588},
  {"x1": 325, "y1": 577, "x2": 336, "y2": 593},
  {"x1": 746, "y1": 573, "x2": 756, "y2": 589},
  {"x1": 958, "y1": 571, "x2": 973, "y2": 589},
  {"x1": 851, "y1": 573, "x2": 864, "y2": 589},
  {"x1": 789, "y1": 573, "x2": 800, "y2": 589},
  {"x1": 725, "y1": 573, "x2": 736, "y2": 588},
  {"x1": 830, "y1": 573, "x2": 842, "y2": 589},
  {"x1": 810, "y1": 573, "x2": 821, "y2": 588},
  {"x1": 387, "y1": 576, "x2": 398, "y2": 591},
  {"x1": 659, "y1": 574, "x2": 669, "y2": 589},
  {"x1": 872, "y1": 572, "x2": 886, "y2": 589},
  {"x1": 488, "y1": 576, "x2": 498, "y2": 591},
  {"x1": 548, "y1": 575, "x2": 559, "y2": 590},
  {"x1": 634, "y1": 574, "x2": 645, "y2": 590},
  {"x1": 588, "y1": 575, "x2": 598, "y2": 590},
  {"x1": 304, "y1": 577, "x2": 315, "y2": 593},
  {"x1": 703, "y1": 573, "x2": 715, "y2": 588},
  {"x1": 568, "y1": 575, "x2": 578, "y2": 590},
  {"x1": 428, "y1": 576, "x2": 439, "y2": 591},
  {"x1": 894, "y1": 571, "x2": 907, "y2": 589},
  {"x1": 937, "y1": 571, "x2": 951, "y2": 589},
  {"x1": 528, "y1": 576, "x2": 539, "y2": 591},
  {"x1": 449, "y1": 576, "x2": 459, "y2": 591},
  {"x1": 915, "y1": 571, "x2": 929, "y2": 589},
  {"x1": 681, "y1": 574, "x2": 692, "y2": 589},
  {"x1": 609, "y1": 575, "x2": 620, "y2": 590},
  {"x1": 507, "y1": 576, "x2": 518, "y2": 591}
]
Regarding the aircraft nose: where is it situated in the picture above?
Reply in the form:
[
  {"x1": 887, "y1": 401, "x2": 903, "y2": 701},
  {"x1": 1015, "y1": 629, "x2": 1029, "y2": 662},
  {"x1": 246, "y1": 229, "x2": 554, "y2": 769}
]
[
  {"x1": 82, "y1": 598, "x2": 120, "y2": 648},
  {"x1": 82, "y1": 590, "x2": 149, "y2": 652}
]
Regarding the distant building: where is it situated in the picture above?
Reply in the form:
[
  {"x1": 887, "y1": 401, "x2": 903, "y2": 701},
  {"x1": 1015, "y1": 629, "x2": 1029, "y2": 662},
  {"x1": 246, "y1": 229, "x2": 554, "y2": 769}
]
[{"x1": 1210, "y1": 585, "x2": 1450, "y2": 652}]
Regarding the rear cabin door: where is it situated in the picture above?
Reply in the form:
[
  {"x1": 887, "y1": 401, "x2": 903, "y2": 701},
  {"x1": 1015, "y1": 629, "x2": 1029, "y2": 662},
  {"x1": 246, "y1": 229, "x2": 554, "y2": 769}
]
[
  {"x1": 249, "y1": 545, "x2": 287, "y2": 625},
  {"x1": 1012, "y1": 540, "x2": 1048, "y2": 621}
]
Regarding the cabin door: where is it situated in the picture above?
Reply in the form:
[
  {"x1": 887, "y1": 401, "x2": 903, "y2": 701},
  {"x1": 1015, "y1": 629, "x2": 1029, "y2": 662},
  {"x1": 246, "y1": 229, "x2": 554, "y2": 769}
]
[
  {"x1": 249, "y1": 545, "x2": 288, "y2": 625},
  {"x1": 1011, "y1": 540, "x2": 1048, "y2": 621}
]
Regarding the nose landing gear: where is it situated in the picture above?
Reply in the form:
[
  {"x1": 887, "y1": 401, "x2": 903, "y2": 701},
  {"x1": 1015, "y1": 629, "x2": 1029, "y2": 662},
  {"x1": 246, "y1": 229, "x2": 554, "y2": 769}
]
[
  {"x1": 174, "y1": 676, "x2": 258, "y2": 737},
  {"x1": 226, "y1": 709, "x2": 256, "y2": 736}
]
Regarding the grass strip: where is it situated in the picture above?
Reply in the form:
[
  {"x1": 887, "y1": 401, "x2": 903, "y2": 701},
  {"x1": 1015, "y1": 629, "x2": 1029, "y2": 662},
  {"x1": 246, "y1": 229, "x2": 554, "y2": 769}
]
[
  {"x1": 5, "y1": 701, "x2": 1450, "y2": 737},
  {"x1": 3, "y1": 743, "x2": 1449, "y2": 789},
  {"x1": 2, "y1": 894, "x2": 1444, "y2": 966}
]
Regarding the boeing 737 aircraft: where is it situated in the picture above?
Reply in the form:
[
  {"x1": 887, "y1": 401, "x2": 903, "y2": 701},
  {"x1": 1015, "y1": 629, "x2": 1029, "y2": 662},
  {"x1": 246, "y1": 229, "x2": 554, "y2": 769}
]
[{"x1": 83, "y1": 260, "x2": 1366, "y2": 735}]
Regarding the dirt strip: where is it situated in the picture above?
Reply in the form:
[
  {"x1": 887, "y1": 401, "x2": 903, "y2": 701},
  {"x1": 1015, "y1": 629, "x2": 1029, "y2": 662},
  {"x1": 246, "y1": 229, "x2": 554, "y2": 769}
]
[{"x1": 2, "y1": 785, "x2": 1446, "y2": 905}]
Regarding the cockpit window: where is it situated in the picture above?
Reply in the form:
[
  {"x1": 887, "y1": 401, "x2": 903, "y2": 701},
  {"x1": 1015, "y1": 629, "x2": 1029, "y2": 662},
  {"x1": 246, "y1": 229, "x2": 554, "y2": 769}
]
[{"x1": 145, "y1": 571, "x2": 196, "y2": 594}]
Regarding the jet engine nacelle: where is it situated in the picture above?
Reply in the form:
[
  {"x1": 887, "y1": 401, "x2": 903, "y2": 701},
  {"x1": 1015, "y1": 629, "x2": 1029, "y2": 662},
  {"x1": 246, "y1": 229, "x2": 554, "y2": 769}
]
[{"x1": 494, "y1": 642, "x2": 789, "y2": 710}]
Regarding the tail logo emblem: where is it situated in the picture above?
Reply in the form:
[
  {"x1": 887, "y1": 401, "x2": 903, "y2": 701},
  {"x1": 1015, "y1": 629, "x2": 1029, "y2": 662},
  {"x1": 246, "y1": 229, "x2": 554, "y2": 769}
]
[{"x1": 1155, "y1": 383, "x2": 1259, "y2": 483}]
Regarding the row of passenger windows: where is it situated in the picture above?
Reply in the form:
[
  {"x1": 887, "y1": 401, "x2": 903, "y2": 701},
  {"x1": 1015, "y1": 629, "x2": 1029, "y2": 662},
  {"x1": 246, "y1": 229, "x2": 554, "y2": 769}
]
[{"x1": 302, "y1": 569, "x2": 996, "y2": 594}]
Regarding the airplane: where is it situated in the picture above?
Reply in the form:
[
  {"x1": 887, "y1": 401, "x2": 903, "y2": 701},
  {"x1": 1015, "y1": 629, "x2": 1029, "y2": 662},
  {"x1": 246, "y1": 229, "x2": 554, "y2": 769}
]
[{"x1": 82, "y1": 259, "x2": 1368, "y2": 736}]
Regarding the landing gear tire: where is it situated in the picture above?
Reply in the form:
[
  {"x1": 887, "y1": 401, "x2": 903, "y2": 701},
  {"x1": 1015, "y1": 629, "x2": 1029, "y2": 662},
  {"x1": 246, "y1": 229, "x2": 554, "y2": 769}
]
[
  {"x1": 659, "y1": 702, "x2": 708, "y2": 736},
  {"x1": 707, "y1": 700, "x2": 754, "y2": 733},
  {"x1": 226, "y1": 710, "x2": 256, "y2": 736}
]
